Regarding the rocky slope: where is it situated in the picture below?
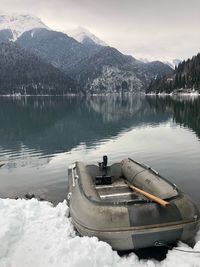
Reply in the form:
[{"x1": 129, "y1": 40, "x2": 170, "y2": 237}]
[{"x1": 67, "y1": 46, "x2": 173, "y2": 92}]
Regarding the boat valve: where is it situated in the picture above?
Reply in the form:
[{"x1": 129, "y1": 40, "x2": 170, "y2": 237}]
[
  {"x1": 154, "y1": 241, "x2": 164, "y2": 247},
  {"x1": 67, "y1": 192, "x2": 72, "y2": 201}
]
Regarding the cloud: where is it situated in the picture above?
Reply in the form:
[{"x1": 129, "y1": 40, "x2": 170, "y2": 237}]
[{"x1": 0, "y1": 0, "x2": 199, "y2": 60}]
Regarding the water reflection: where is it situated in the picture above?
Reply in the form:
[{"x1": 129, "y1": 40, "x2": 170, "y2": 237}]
[
  {"x1": 146, "y1": 95, "x2": 200, "y2": 139},
  {"x1": 0, "y1": 95, "x2": 171, "y2": 157},
  {"x1": 0, "y1": 95, "x2": 200, "y2": 205},
  {"x1": 1, "y1": 95, "x2": 200, "y2": 158}
]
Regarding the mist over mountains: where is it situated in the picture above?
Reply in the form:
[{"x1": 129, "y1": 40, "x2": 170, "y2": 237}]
[
  {"x1": 67, "y1": 26, "x2": 108, "y2": 47},
  {"x1": 0, "y1": 12, "x2": 173, "y2": 95}
]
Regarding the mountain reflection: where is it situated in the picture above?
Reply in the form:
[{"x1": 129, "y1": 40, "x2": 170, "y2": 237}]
[
  {"x1": 147, "y1": 96, "x2": 200, "y2": 139},
  {"x1": 1, "y1": 95, "x2": 200, "y2": 157},
  {"x1": 0, "y1": 95, "x2": 172, "y2": 156}
]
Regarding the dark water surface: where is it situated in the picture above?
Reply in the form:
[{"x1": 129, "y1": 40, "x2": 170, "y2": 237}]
[{"x1": 0, "y1": 95, "x2": 200, "y2": 208}]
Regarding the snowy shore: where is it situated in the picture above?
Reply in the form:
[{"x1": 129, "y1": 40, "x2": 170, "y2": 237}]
[{"x1": 0, "y1": 198, "x2": 200, "y2": 267}]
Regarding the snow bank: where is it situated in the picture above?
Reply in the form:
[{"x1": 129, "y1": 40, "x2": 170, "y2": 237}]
[{"x1": 0, "y1": 198, "x2": 200, "y2": 267}]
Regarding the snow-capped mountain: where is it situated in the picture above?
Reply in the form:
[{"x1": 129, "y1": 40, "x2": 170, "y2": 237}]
[
  {"x1": 0, "y1": 12, "x2": 173, "y2": 94},
  {"x1": 0, "y1": 12, "x2": 48, "y2": 41},
  {"x1": 138, "y1": 57, "x2": 182, "y2": 69},
  {"x1": 165, "y1": 59, "x2": 182, "y2": 69},
  {"x1": 67, "y1": 26, "x2": 107, "y2": 47}
]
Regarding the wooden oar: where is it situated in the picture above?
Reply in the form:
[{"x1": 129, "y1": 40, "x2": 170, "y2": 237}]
[
  {"x1": 128, "y1": 183, "x2": 170, "y2": 207},
  {"x1": 0, "y1": 162, "x2": 5, "y2": 168}
]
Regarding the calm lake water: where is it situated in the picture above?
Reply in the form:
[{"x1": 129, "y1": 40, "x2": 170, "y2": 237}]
[{"x1": 0, "y1": 95, "x2": 200, "y2": 207}]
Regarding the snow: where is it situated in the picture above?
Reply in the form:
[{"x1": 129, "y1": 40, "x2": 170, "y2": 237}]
[
  {"x1": 0, "y1": 12, "x2": 48, "y2": 41},
  {"x1": 67, "y1": 26, "x2": 107, "y2": 46},
  {"x1": 138, "y1": 57, "x2": 182, "y2": 69},
  {"x1": 164, "y1": 59, "x2": 182, "y2": 69},
  {"x1": 0, "y1": 198, "x2": 200, "y2": 267}
]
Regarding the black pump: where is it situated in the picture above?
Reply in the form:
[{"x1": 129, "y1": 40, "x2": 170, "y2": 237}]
[
  {"x1": 102, "y1": 155, "x2": 108, "y2": 169},
  {"x1": 98, "y1": 155, "x2": 108, "y2": 169},
  {"x1": 96, "y1": 155, "x2": 111, "y2": 185}
]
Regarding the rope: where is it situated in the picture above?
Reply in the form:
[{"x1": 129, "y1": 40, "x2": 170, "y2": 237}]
[{"x1": 155, "y1": 241, "x2": 200, "y2": 254}]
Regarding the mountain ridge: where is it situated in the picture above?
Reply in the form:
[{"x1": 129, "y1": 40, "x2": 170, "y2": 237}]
[
  {"x1": 67, "y1": 46, "x2": 173, "y2": 92},
  {"x1": 16, "y1": 28, "x2": 92, "y2": 71},
  {"x1": 0, "y1": 12, "x2": 173, "y2": 94}
]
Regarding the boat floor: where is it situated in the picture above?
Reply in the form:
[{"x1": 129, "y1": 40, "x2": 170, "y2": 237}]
[{"x1": 95, "y1": 178, "x2": 148, "y2": 203}]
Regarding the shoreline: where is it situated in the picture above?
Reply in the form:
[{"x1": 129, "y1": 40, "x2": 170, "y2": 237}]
[{"x1": 0, "y1": 90, "x2": 199, "y2": 98}]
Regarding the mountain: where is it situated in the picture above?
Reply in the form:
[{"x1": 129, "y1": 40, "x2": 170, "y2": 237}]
[
  {"x1": 67, "y1": 46, "x2": 173, "y2": 92},
  {"x1": 0, "y1": 42, "x2": 77, "y2": 95},
  {"x1": 164, "y1": 59, "x2": 182, "y2": 69},
  {"x1": 139, "y1": 57, "x2": 182, "y2": 69},
  {"x1": 1, "y1": 12, "x2": 173, "y2": 93},
  {"x1": 66, "y1": 27, "x2": 106, "y2": 54},
  {"x1": 67, "y1": 27, "x2": 107, "y2": 47},
  {"x1": 0, "y1": 12, "x2": 48, "y2": 41},
  {"x1": 16, "y1": 28, "x2": 91, "y2": 71},
  {"x1": 144, "y1": 61, "x2": 174, "y2": 76},
  {"x1": 138, "y1": 58, "x2": 150, "y2": 63},
  {"x1": 0, "y1": 29, "x2": 13, "y2": 43},
  {"x1": 17, "y1": 28, "x2": 172, "y2": 93},
  {"x1": 147, "y1": 53, "x2": 200, "y2": 94}
]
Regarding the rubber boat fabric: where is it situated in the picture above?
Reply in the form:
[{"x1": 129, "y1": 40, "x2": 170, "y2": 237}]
[{"x1": 67, "y1": 157, "x2": 200, "y2": 251}]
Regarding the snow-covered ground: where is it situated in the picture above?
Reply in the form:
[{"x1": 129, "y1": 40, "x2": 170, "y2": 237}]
[{"x1": 0, "y1": 198, "x2": 200, "y2": 267}]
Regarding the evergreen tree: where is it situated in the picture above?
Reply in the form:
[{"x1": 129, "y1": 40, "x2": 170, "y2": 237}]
[{"x1": 147, "y1": 53, "x2": 200, "y2": 93}]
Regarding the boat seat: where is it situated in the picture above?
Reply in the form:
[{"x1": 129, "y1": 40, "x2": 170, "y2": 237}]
[
  {"x1": 95, "y1": 175, "x2": 112, "y2": 185},
  {"x1": 86, "y1": 163, "x2": 123, "y2": 183},
  {"x1": 76, "y1": 162, "x2": 100, "y2": 200}
]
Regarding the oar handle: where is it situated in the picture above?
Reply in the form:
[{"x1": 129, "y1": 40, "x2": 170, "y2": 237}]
[
  {"x1": 0, "y1": 162, "x2": 5, "y2": 168},
  {"x1": 128, "y1": 184, "x2": 170, "y2": 207}
]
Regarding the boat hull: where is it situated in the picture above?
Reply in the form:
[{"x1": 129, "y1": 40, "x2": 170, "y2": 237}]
[
  {"x1": 67, "y1": 160, "x2": 200, "y2": 251},
  {"x1": 72, "y1": 216, "x2": 199, "y2": 250}
]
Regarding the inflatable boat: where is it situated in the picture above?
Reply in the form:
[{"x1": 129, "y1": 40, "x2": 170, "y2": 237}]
[{"x1": 67, "y1": 157, "x2": 200, "y2": 251}]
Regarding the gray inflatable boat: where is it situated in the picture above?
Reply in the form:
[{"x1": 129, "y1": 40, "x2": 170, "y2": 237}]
[{"x1": 67, "y1": 157, "x2": 200, "y2": 251}]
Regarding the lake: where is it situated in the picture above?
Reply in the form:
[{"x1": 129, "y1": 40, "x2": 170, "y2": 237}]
[{"x1": 0, "y1": 95, "x2": 200, "y2": 208}]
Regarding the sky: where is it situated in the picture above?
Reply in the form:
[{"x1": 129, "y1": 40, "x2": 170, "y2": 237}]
[{"x1": 0, "y1": 0, "x2": 200, "y2": 61}]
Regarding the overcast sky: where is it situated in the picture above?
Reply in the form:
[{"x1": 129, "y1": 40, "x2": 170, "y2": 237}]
[{"x1": 0, "y1": 0, "x2": 200, "y2": 61}]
